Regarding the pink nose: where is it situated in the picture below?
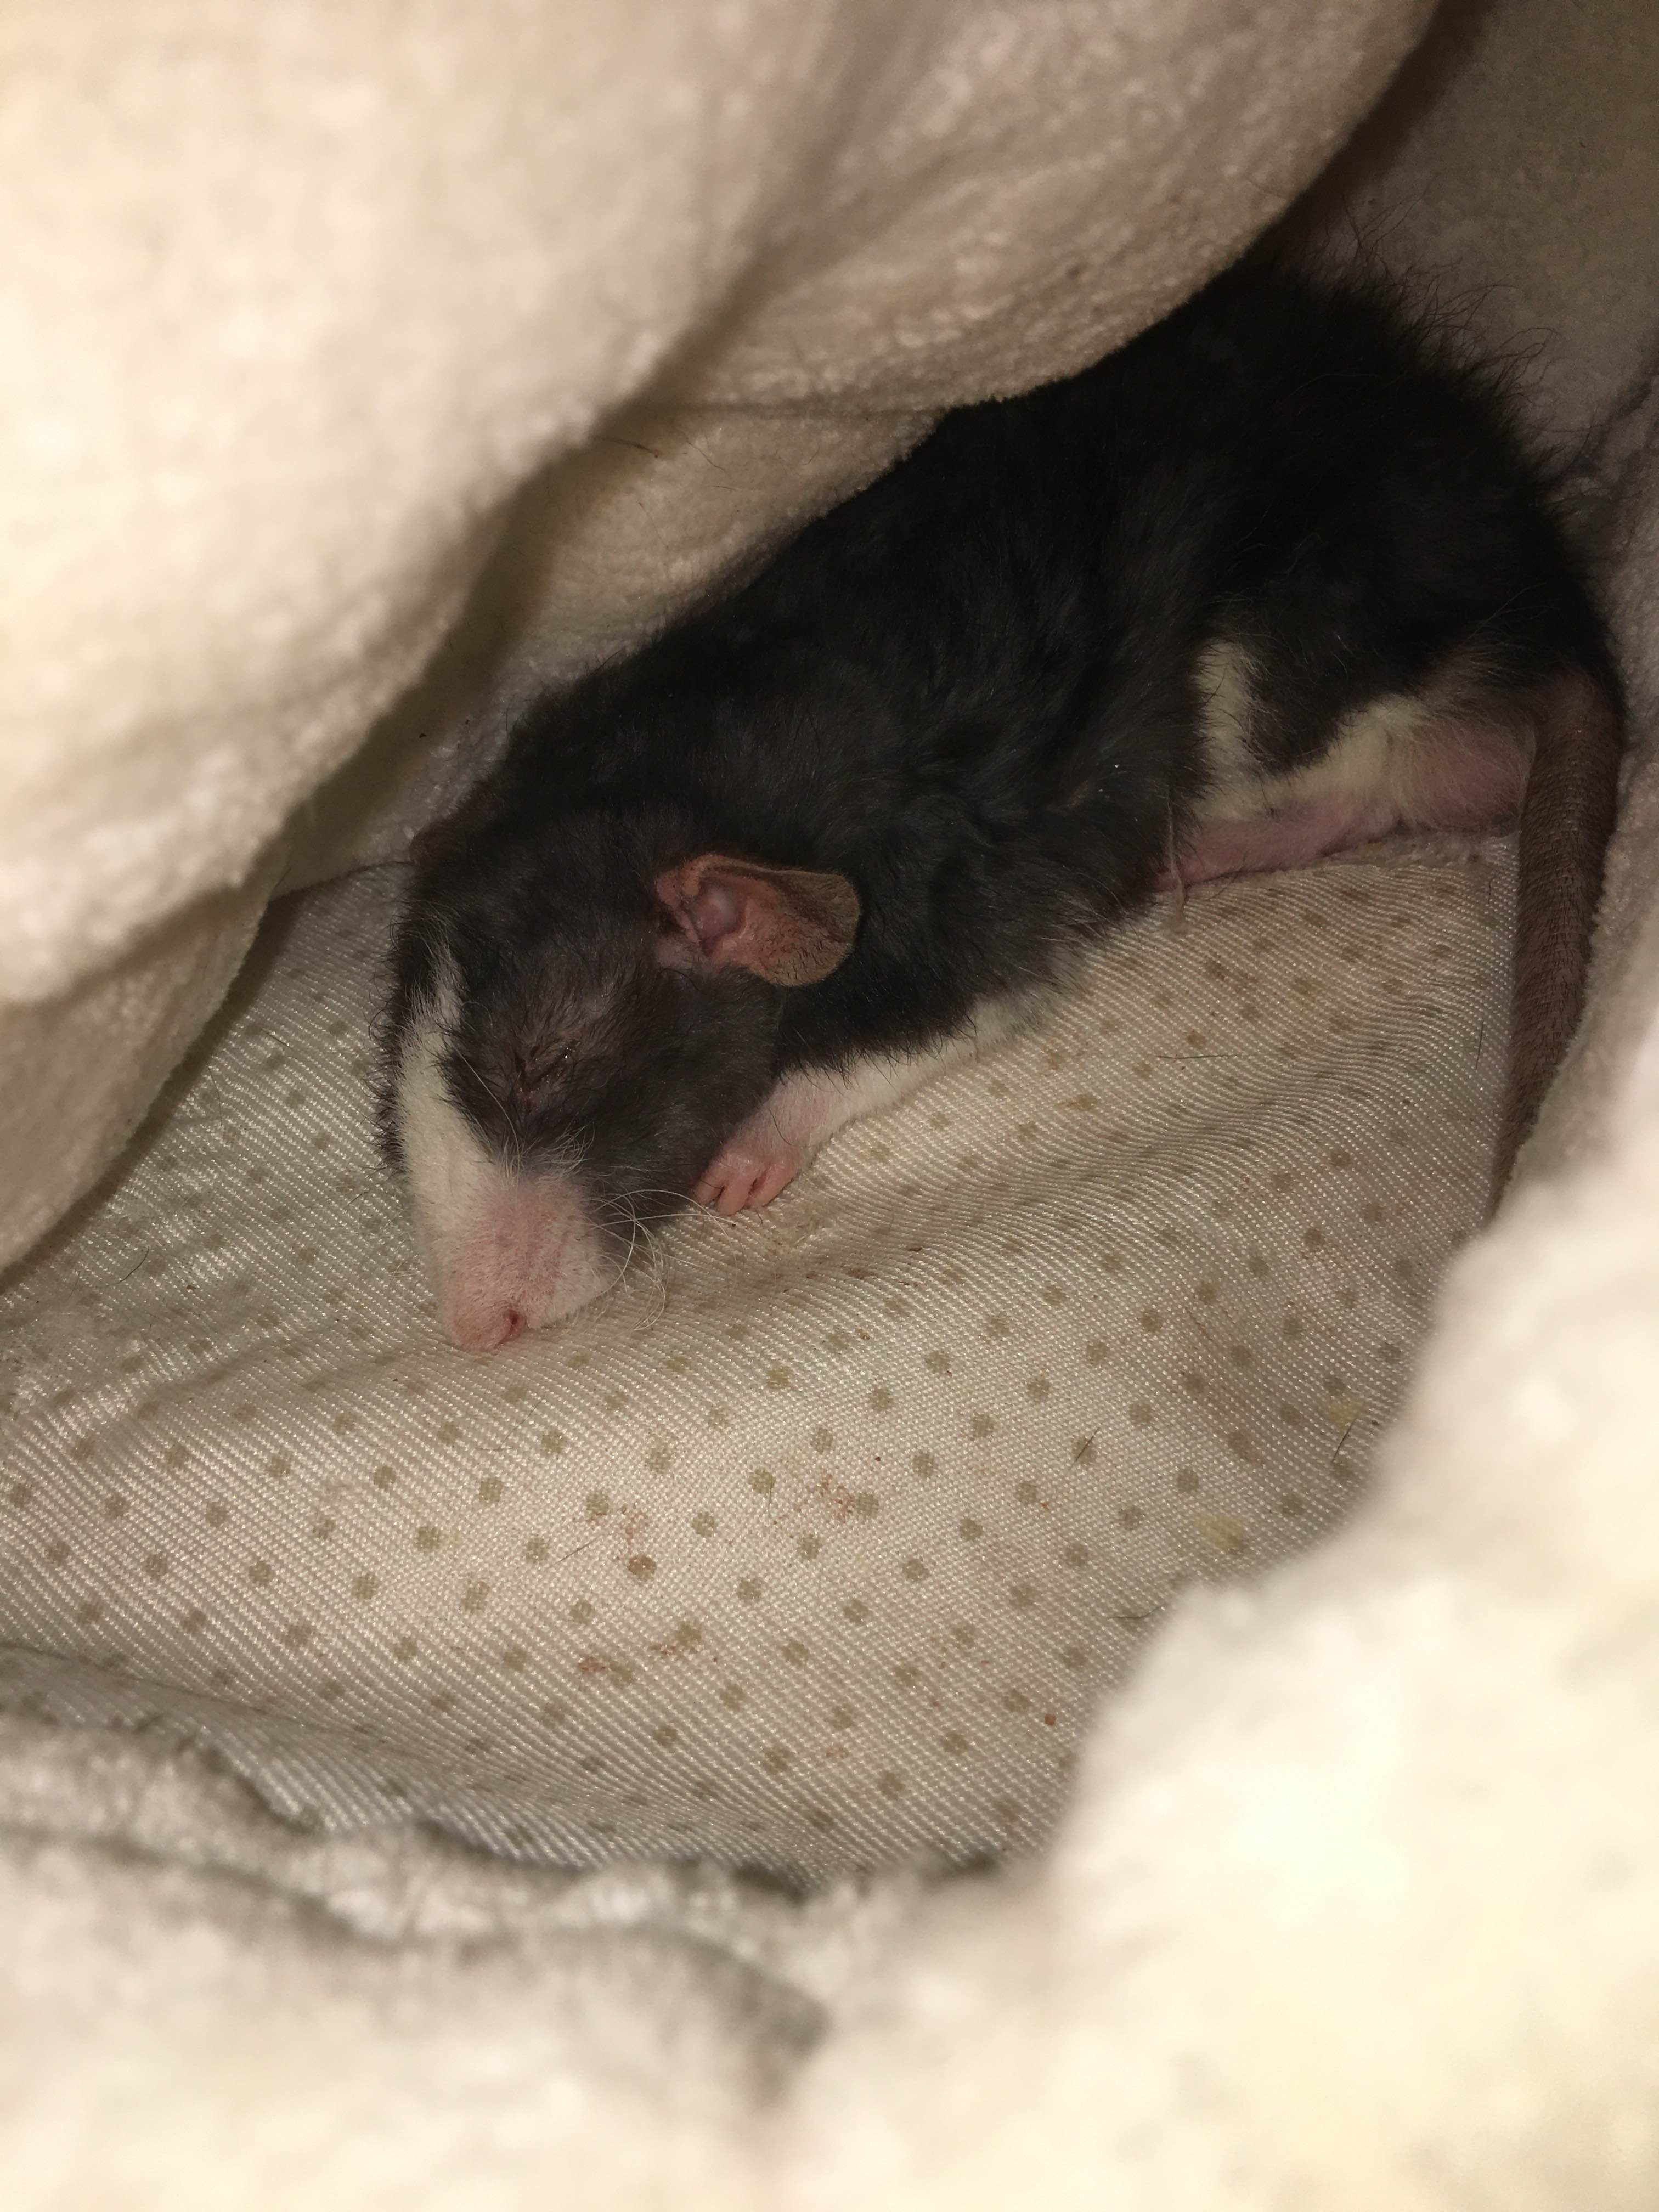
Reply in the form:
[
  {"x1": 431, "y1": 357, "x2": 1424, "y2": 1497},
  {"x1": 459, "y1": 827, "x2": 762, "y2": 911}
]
[
  {"x1": 444, "y1": 1304, "x2": 528, "y2": 1355},
  {"x1": 431, "y1": 1173, "x2": 608, "y2": 1352},
  {"x1": 443, "y1": 1283, "x2": 545, "y2": 1355}
]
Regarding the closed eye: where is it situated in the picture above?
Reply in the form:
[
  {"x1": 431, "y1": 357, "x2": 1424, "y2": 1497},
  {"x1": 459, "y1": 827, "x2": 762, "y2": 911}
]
[{"x1": 513, "y1": 1037, "x2": 577, "y2": 1101}]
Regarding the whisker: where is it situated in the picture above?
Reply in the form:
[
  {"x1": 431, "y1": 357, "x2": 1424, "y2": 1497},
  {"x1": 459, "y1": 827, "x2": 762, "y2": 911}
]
[{"x1": 448, "y1": 1046, "x2": 516, "y2": 1150}]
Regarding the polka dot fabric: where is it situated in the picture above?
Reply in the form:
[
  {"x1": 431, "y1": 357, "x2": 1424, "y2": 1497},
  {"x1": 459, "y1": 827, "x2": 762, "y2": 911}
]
[{"x1": 0, "y1": 844, "x2": 1508, "y2": 1877}]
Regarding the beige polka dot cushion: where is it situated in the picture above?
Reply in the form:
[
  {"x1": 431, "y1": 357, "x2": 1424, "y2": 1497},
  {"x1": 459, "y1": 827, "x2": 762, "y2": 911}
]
[{"x1": 0, "y1": 842, "x2": 1506, "y2": 1877}]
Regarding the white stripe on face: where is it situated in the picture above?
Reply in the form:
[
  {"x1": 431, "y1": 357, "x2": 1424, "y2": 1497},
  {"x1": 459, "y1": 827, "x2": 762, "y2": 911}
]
[{"x1": 392, "y1": 964, "x2": 614, "y2": 1350}]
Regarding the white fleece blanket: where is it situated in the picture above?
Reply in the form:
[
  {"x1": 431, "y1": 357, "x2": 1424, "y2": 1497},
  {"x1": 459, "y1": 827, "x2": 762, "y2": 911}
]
[
  {"x1": 0, "y1": 0, "x2": 1435, "y2": 1261},
  {"x1": 7, "y1": 0, "x2": 1659, "y2": 2202}
]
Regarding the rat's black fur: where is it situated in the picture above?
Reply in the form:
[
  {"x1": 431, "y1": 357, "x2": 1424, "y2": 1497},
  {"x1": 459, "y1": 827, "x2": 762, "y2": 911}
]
[{"x1": 382, "y1": 256, "x2": 1613, "y2": 1219}]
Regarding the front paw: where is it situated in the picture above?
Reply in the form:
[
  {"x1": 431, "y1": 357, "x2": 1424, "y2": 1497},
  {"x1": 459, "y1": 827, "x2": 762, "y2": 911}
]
[{"x1": 691, "y1": 1130, "x2": 810, "y2": 1216}]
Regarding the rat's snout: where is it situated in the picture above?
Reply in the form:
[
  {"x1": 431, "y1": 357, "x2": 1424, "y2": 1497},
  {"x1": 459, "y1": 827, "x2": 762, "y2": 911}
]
[
  {"x1": 391, "y1": 989, "x2": 615, "y2": 1351},
  {"x1": 428, "y1": 1166, "x2": 612, "y2": 1353}
]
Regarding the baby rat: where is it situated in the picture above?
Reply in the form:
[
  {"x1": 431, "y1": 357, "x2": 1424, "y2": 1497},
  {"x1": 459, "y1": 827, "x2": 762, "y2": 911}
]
[{"x1": 382, "y1": 257, "x2": 1621, "y2": 1351}]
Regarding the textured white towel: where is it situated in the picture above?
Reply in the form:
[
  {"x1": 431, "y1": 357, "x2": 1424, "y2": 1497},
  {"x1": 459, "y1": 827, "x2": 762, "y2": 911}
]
[
  {"x1": 0, "y1": 0, "x2": 1427, "y2": 1265},
  {"x1": 7, "y1": 0, "x2": 1659, "y2": 2204}
]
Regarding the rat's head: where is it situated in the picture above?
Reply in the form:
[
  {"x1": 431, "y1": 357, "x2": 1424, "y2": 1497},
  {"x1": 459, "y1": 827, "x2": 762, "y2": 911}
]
[{"x1": 382, "y1": 806, "x2": 858, "y2": 1351}]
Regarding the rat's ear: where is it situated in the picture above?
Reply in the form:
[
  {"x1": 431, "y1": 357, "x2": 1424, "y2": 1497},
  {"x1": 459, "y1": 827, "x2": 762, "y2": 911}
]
[{"x1": 654, "y1": 855, "x2": 860, "y2": 987}]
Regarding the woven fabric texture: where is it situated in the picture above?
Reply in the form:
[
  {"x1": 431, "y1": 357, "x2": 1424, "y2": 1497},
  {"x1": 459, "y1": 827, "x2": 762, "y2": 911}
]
[{"x1": 0, "y1": 840, "x2": 1506, "y2": 1877}]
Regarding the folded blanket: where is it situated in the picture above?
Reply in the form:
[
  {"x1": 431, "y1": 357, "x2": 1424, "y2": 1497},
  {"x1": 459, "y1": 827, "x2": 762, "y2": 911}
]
[
  {"x1": 0, "y1": 0, "x2": 1431, "y2": 1265},
  {"x1": 8, "y1": 0, "x2": 1659, "y2": 2204}
]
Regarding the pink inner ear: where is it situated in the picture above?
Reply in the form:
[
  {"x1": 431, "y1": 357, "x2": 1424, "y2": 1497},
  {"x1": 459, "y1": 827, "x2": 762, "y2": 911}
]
[
  {"x1": 659, "y1": 866, "x2": 781, "y2": 974},
  {"x1": 682, "y1": 876, "x2": 744, "y2": 958},
  {"x1": 655, "y1": 854, "x2": 857, "y2": 986}
]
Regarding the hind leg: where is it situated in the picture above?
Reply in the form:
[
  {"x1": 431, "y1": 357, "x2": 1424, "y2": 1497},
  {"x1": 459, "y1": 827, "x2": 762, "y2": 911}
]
[
  {"x1": 1169, "y1": 703, "x2": 1528, "y2": 891},
  {"x1": 1164, "y1": 792, "x2": 1400, "y2": 888}
]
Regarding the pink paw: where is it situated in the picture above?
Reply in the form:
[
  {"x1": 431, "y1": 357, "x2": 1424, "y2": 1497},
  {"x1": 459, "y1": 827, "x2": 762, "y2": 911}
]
[{"x1": 691, "y1": 1135, "x2": 808, "y2": 1215}]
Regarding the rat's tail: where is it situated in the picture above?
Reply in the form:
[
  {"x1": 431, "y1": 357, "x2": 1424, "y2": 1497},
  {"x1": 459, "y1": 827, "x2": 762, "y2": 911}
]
[{"x1": 1492, "y1": 663, "x2": 1622, "y2": 1205}]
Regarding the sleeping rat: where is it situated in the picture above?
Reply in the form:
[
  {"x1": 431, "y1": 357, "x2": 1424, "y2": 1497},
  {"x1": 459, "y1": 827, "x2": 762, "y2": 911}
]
[{"x1": 381, "y1": 257, "x2": 1622, "y2": 1352}]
